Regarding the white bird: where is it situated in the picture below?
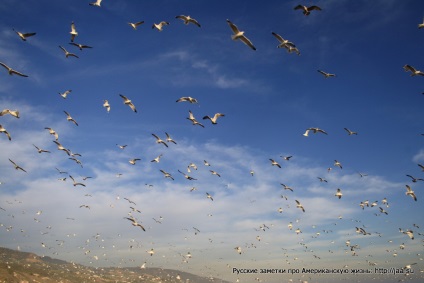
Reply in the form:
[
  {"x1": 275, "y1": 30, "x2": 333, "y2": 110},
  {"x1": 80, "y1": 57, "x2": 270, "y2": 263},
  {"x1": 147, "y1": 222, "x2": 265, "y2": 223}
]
[
  {"x1": 187, "y1": 110, "x2": 205, "y2": 127},
  {"x1": 116, "y1": 144, "x2": 127, "y2": 149},
  {"x1": 59, "y1": 90, "x2": 72, "y2": 99},
  {"x1": 317, "y1": 70, "x2": 336, "y2": 78},
  {"x1": 0, "y1": 125, "x2": 11, "y2": 141},
  {"x1": 151, "y1": 154, "x2": 163, "y2": 163},
  {"x1": 334, "y1": 160, "x2": 342, "y2": 169},
  {"x1": 89, "y1": 0, "x2": 102, "y2": 7},
  {"x1": 406, "y1": 174, "x2": 424, "y2": 183},
  {"x1": 405, "y1": 185, "x2": 417, "y2": 201},
  {"x1": 45, "y1": 127, "x2": 59, "y2": 140},
  {"x1": 203, "y1": 113, "x2": 225, "y2": 124},
  {"x1": 165, "y1": 132, "x2": 177, "y2": 144},
  {"x1": 176, "y1": 96, "x2": 198, "y2": 104},
  {"x1": 203, "y1": 160, "x2": 211, "y2": 166},
  {"x1": 128, "y1": 21, "x2": 145, "y2": 30},
  {"x1": 304, "y1": 127, "x2": 328, "y2": 136},
  {"x1": 70, "y1": 22, "x2": 78, "y2": 42},
  {"x1": 0, "y1": 62, "x2": 28, "y2": 77},
  {"x1": 235, "y1": 247, "x2": 242, "y2": 254},
  {"x1": 419, "y1": 19, "x2": 424, "y2": 29},
  {"x1": 152, "y1": 21, "x2": 170, "y2": 31},
  {"x1": 53, "y1": 141, "x2": 70, "y2": 155},
  {"x1": 271, "y1": 32, "x2": 296, "y2": 49},
  {"x1": 152, "y1": 134, "x2": 168, "y2": 147},
  {"x1": 9, "y1": 159, "x2": 27, "y2": 173},
  {"x1": 129, "y1": 158, "x2": 141, "y2": 165},
  {"x1": 59, "y1": 46, "x2": 79, "y2": 58},
  {"x1": 206, "y1": 192, "x2": 214, "y2": 201},
  {"x1": 0, "y1": 109, "x2": 20, "y2": 118},
  {"x1": 160, "y1": 169, "x2": 174, "y2": 180},
  {"x1": 103, "y1": 100, "x2": 110, "y2": 113},
  {"x1": 119, "y1": 94, "x2": 137, "y2": 112},
  {"x1": 335, "y1": 188, "x2": 343, "y2": 199},
  {"x1": 317, "y1": 177, "x2": 327, "y2": 182},
  {"x1": 294, "y1": 4, "x2": 322, "y2": 16},
  {"x1": 178, "y1": 170, "x2": 197, "y2": 180},
  {"x1": 344, "y1": 128, "x2": 358, "y2": 135},
  {"x1": 33, "y1": 144, "x2": 50, "y2": 154},
  {"x1": 175, "y1": 15, "x2": 201, "y2": 27},
  {"x1": 295, "y1": 200, "x2": 305, "y2": 212},
  {"x1": 69, "y1": 42, "x2": 93, "y2": 51},
  {"x1": 403, "y1": 64, "x2": 424, "y2": 76},
  {"x1": 64, "y1": 111, "x2": 78, "y2": 126},
  {"x1": 13, "y1": 29, "x2": 36, "y2": 41},
  {"x1": 269, "y1": 159, "x2": 281, "y2": 168},
  {"x1": 226, "y1": 19, "x2": 256, "y2": 51},
  {"x1": 125, "y1": 216, "x2": 145, "y2": 231},
  {"x1": 281, "y1": 183, "x2": 293, "y2": 192},
  {"x1": 210, "y1": 170, "x2": 221, "y2": 177}
]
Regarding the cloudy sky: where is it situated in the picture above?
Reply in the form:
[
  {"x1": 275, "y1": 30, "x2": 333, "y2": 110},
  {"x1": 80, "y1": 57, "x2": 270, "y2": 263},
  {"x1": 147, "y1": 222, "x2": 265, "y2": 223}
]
[{"x1": 1, "y1": 0, "x2": 424, "y2": 282}]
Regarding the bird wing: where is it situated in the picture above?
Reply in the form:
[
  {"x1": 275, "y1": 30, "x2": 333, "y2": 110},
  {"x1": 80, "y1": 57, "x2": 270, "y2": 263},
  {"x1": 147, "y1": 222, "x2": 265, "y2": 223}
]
[
  {"x1": 226, "y1": 20, "x2": 240, "y2": 34},
  {"x1": 240, "y1": 35, "x2": 256, "y2": 50},
  {"x1": 294, "y1": 5, "x2": 306, "y2": 11},
  {"x1": 309, "y1": 5, "x2": 322, "y2": 11},
  {"x1": 271, "y1": 32, "x2": 285, "y2": 43},
  {"x1": 119, "y1": 94, "x2": 128, "y2": 101},
  {"x1": 10, "y1": 69, "x2": 28, "y2": 77},
  {"x1": 403, "y1": 65, "x2": 416, "y2": 73},
  {"x1": 189, "y1": 18, "x2": 201, "y2": 27},
  {"x1": 0, "y1": 62, "x2": 10, "y2": 71}
]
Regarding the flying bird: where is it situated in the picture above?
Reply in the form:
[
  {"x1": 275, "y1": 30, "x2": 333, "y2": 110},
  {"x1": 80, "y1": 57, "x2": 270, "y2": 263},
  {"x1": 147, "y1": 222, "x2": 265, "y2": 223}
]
[
  {"x1": 0, "y1": 62, "x2": 28, "y2": 77},
  {"x1": 295, "y1": 200, "x2": 305, "y2": 212},
  {"x1": 187, "y1": 110, "x2": 205, "y2": 127},
  {"x1": 419, "y1": 19, "x2": 424, "y2": 29},
  {"x1": 53, "y1": 141, "x2": 70, "y2": 155},
  {"x1": 269, "y1": 159, "x2": 281, "y2": 168},
  {"x1": 129, "y1": 158, "x2": 141, "y2": 165},
  {"x1": 125, "y1": 216, "x2": 145, "y2": 231},
  {"x1": 334, "y1": 160, "x2": 342, "y2": 169},
  {"x1": 0, "y1": 109, "x2": 20, "y2": 118},
  {"x1": 271, "y1": 32, "x2": 296, "y2": 49},
  {"x1": 176, "y1": 15, "x2": 201, "y2": 27},
  {"x1": 0, "y1": 125, "x2": 11, "y2": 141},
  {"x1": 69, "y1": 42, "x2": 93, "y2": 50},
  {"x1": 226, "y1": 19, "x2": 256, "y2": 51},
  {"x1": 165, "y1": 132, "x2": 177, "y2": 144},
  {"x1": 178, "y1": 170, "x2": 197, "y2": 180},
  {"x1": 89, "y1": 0, "x2": 102, "y2": 7},
  {"x1": 64, "y1": 111, "x2": 78, "y2": 126},
  {"x1": 70, "y1": 22, "x2": 78, "y2": 42},
  {"x1": 59, "y1": 90, "x2": 72, "y2": 99},
  {"x1": 403, "y1": 64, "x2": 424, "y2": 76},
  {"x1": 303, "y1": 127, "x2": 328, "y2": 136},
  {"x1": 128, "y1": 21, "x2": 145, "y2": 30},
  {"x1": 281, "y1": 155, "x2": 292, "y2": 161},
  {"x1": 59, "y1": 46, "x2": 79, "y2": 58},
  {"x1": 206, "y1": 192, "x2": 214, "y2": 201},
  {"x1": 116, "y1": 144, "x2": 127, "y2": 149},
  {"x1": 294, "y1": 4, "x2": 322, "y2": 15},
  {"x1": 152, "y1": 133, "x2": 169, "y2": 147},
  {"x1": 119, "y1": 94, "x2": 137, "y2": 112},
  {"x1": 406, "y1": 174, "x2": 424, "y2": 183},
  {"x1": 33, "y1": 144, "x2": 50, "y2": 153},
  {"x1": 405, "y1": 185, "x2": 417, "y2": 201},
  {"x1": 152, "y1": 21, "x2": 170, "y2": 31},
  {"x1": 335, "y1": 188, "x2": 343, "y2": 199},
  {"x1": 160, "y1": 169, "x2": 174, "y2": 180},
  {"x1": 344, "y1": 128, "x2": 358, "y2": 135},
  {"x1": 203, "y1": 113, "x2": 225, "y2": 124},
  {"x1": 45, "y1": 127, "x2": 59, "y2": 140},
  {"x1": 210, "y1": 170, "x2": 221, "y2": 177},
  {"x1": 317, "y1": 177, "x2": 327, "y2": 183},
  {"x1": 9, "y1": 159, "x2": 27, "y2": 172},
  {"x1": 418, "y1": 164, "x2": 424, "y2": 172},
  {"x1": 151, "y1": 154, "x2": 163, "y2": 163},
  {"x1": 317, "y1": 70, "x2": 336, "y2": 78},
  {"x1": 176, "y1": 96, "x2": 198, "y2": 104},
  {"x1": 13, "y1": 29, "x2": 36, "y2": 41},
  {"x1": 103, "y1": 100, "x2": 110, "y2": 113},
  {"x1": 281, "y1": 184, "x2": 293, "y2": 192}
]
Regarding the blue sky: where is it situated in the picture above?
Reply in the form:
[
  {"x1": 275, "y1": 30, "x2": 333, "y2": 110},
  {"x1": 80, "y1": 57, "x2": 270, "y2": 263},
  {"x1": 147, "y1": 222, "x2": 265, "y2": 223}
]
[{"x1": 0, "y1": 0, "x2": 424, "y2": 282}]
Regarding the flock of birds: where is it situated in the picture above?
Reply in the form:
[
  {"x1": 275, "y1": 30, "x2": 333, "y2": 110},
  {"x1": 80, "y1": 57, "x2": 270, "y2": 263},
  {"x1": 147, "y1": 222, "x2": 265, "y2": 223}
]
[{"x1": 0, "y1": 1, "x2": 424, "y2": 282}]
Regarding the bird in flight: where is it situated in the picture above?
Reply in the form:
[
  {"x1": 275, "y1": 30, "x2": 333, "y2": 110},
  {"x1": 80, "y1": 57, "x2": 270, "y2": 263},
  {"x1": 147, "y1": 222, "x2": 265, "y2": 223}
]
[
  {"x1": 103, "y1": 100, "x2": 110, "y2": 113},
  {"x1": 9, "y1": 159, "x2": 27, "y2": 172},
  {"x1": 152, "y1": 21, "x2": 170, "y2": 31},
  {"x1": 335, "y1": 188, "x2": 343, "y2": 199},
  {"x1": 187, "y1": 110, "x2": 205, "y2": 127},
  {"x1": 281, "y1": 183, "x2": 293, "y2": 192},
  {"x1": 406, "y1": 174, "x2": 424, "y2": 183},
  {"x1": 53, "y1": 141, "x2": 70, "y2": 156},
  {"x1": 344, "y1": 128, "x2": 358, "y2": 135},
  {"x1": 178, "y1": 170, "x2": 197, "y2": 180},
  {"x1": 70, "y1": 22, "x2": 78, "y2": 42},
  {"x1": 317, "y1": 177, "x2": 328, "y2": 183},
  {"x1": 0, "y1": 109, "x2": 20, "y2": 118},
  {"x1": 405, "y1": 185, "x2": 417, "y2": 201},
  {"x1": 269, "y1": 159, "x2": 281, "y2": 168},
  {"x1": 128, "y1": 21, "x2": 145, "y2": 30},
  {"x1": 69, "y1": 175, "x2": 86, "y2": 187},
  {"x1": 152, "y1": 134, "x2": 169, "y2": 147},
  {"x1": 271, "y1": 32, "x2": 296, "y2": 49},
  {"x1": 151, "y1": 154, "x2": 163, "y2": 163},
  {"x1": 165, "y1": 132, "x2": 177, "y2": 144},
  {"x1": 59, "y1": 90, "x2": 72, "y2": 99},
  {"x1": 129, "y1": 158, "x2": 141, "y2": 165},
  {"x1": 303, "y1": 127, "x2": 328, "y2": 136},
  {"x1": 295, "y1": 200, "x2": 305, "y2": 212},
  {"x1": 176, "y1": 15, "x2": 201, "y2": 27},
  {"x1": 45, "y1": 127, "x2": 59, "y2": 140},
  {"x1": 59, "y1": 46, "x2": 79, "y2": 58},
  {"x1": 226, "y1": 19, "x2": 256, "y2": 51},
  {"x1": 334, "y1": 160, "x2": 342, "y2": 169},
  {"x1": 0, "y1": 62, "x2": 28, "y2": 77},
  {"x1": 33, "y1": 144, "x2": 50, "y2": 154},
  {"x1": 403, "y1": 64, "x2": 424, "y2": 76},
  {"x1": 176, "y1": 96, "x2": 198, "y2": 104},
  {"x1": 317, "y1": 70, "x2": 336, "y2": 78},
  {"x1": 13, "y1": 29, "x2": 36, "y2": 41},
  {"x1": 160, "y1": 169, "x2": 174, "y2": 180},
  {"x1": 419, "y1": 18, "x2": 424, "y2": 29},
  {"x1": 64, "y1": 111, "x2": 78, "y2": 126},
  {"x1": 210, "y1": 170, "x2": 221, "y2": 177},
  {"x1": 203, "y1": 113, "x2": 225, "y2": 125},
  {"x1": 119, "y1": 94, "x2": 137, "y2": 113},
  {"x1": 0, "y1": 125, "x2": 11, "y2": 141},
  {"x1": 69, "y1": 42, "x2": 93, "y2": 51},
  {"x1": 125, "y1": 216, "x2": 145, "y2": 231},
  {"x1": 206, "y1": 192, "x2": 214, "y2": 201},
  {"x1": 89, "y1": 0, "x2": 102, "y2": 7},
  {"x1": 294, "y1": 4, "x2": 322, "y2": 16}
]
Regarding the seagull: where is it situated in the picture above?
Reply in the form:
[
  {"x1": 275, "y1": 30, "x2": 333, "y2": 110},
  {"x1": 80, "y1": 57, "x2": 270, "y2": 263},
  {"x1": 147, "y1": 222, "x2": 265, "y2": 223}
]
[
  {"x1": 403, "y1": 229, "x2": 414, "y2": 240},
  {"x1": 334, "y1": 160, "x2": 342, "y2": 169},
  {"x1": 125, "y1": 216, "x2": 145, "y2": 231},
  {"x1": 33, "y1": 144, "x2": 50, "y2": 153},
  {"x1": 119, "y1": 94, "x2": 137, "y2": 112},
  {"x1": 295, "y1": 200, "x2": 305, "y2": 212},
  {"x1": 9, "y1": 159, "x2": 27, "y2": 172},
  {"x1": 59, "y1": 89, "x2": 72, "y2": 99},
  {"x1": 379, "y1": 207, "x2": 388, "y2": 215},
  {"x1": 335, "y1": 188, "x2": 343, "y2": 199},
  {"x1": 160, "y1": 169, "x2": 174, "y2": 180},
  {"x1": 53, "y1": 141, "x2": 70, "y2": 155},
  {"x1": 271, "y1": 32, "x2": 296, "y2": 49},
  {"x1": 64, "y1": 111, "x2": 78, "y2": 126},
  {"x1": 250, "y1": 170, "x2": 254, "y2": 176},
  {"x1": 344, "y1": 128, "x2": 358, "y2": 135},
  {"x1": 0, "y1": 109, "x2": 20, "y2": 118},
  {"x1": 176, "y1": 15, "x2": 201, "y2": 27},
  {"x1": 356, "y1": 227, "x2": 370, "y2": 235},
  {"x1": 304, "y1": 127, "x2": 328, "y2": 136},
  {"x1": 82, "y1": 176, "x2": 93, "y2": 181},
  {"x1": 405, "y1": 185, "x2": 417, "y2": 201},
  {"x1": 152, "y1": 21, "x2": 170, "y2": 31},
  {"x1": 70, "y1": 22, "x2": 78, "y2": 42},
  {"x1": 281, "y1": 184, "x2": 293, "y2": 192},
  {"x1": 165, "y1": 132, "x2": 177, "y2": 144},
  {"x1": 89, "y1": 0, "x2": 102, "y2": 7},
  {"x1": 203, "y1": 160, "x2": 211, "y2": 166},
  {"x1": 210, "y1": 170, "x2": 221, "y2": 177},
  {"x1": 176, "y1": 96, "x2": 198, "y2": 104},
  {"x1": 294, "y1": 4, "x2": 322, "y2": 15},
  {"x1": 69, "y1": 42, "x2": 93, "y2": 51},
  {"x1": 103, "y1": 100, "x2": 110, "y2": 113},
  {"x1": 418, "y1": 163, "x2": 424, "y2": 171},
  {"x1": 147, "y1": 248, "x2": 154, "y2": 255},
  {"x1": 13, "y1": 29, "x2": 36, "y2": 41},
  {"x1": 59, "y1": 46, "x2": 79, "y2": 58},
  {"x1": 0, "y1": 125, "x2": 11, "y2": 141},
  {"x1": 317, "y1": 70, "x2": 335, "y2": 78},
  {"x1": 203, "y1": 113, "x2": 225, "y2": 124},
  {"x1": 129, "y1": 158, "x2": 141, "y2": 165},
  {"x1": 0, "y1": 62, "x2": 28, "y2": 77},
  {"x1": 152, "y1": 134, "x2": 168, "y2": 147},
  {"x1": 358, "y1": 172, "x2": 368, "y2": 178},
  {"x1": 124, "y1": 197, "x2": 136, "y2": 205},
  {"x1": 151, "y1": 154, "x2": 163, "y2": 163},
  {"x1": 116, "y1": 144, "x2": 127, "y2": 149},
  {"x1": 285, "y1": 45, "x2": 301, "y2": 55},
  {"x1": 226, "y1": 19, "x2": 256, "y2": 51},
  {"x1": 406, "y1": 174, "x2": 424, "y2": 183},
  {"x1": 69, "y1": 157, "x2": 83, "y2": 167},
  {"x1": 403, "y1": 64, "x2": 424, "y2": 76},
  {"x1": 187, "y1": 110, "x2": 204, "y2": 127},
  {"x1": 45, "y1": 127, "x2": 59, "y2": 140},
  {"x1": 281, "y1": 155, "x2": 292, "y2": 161},
  {"x1": 206, "y1": 192, "x2": 214, "y2": 201},
  {"x1": 128, "y1": 21, "x2": 145, "y2": 30},
  {"x1": 419, "y1": 19, "x2": 424, "y2": 29},
  {"x1": 317, "y1": 177, "x2": 328, "y2": 182},
  {"x1": 288, "y1": 222, "x2": 293, "y2": 230},
  {"x1": 269, "y1": 159, "x2": 281, "y2": 168},
  {"x1": 55, "y1": 167, "x2": 68, "y2": 174},
  {"x1": 69, "y1": 175, "x2": 85, "y2": 187},
  {"x1": 178, "y1": 170, "x2": 197, "y2": 180},
  {"x1": 188, "y1": 163, "x2": 198, "y2": 170}
]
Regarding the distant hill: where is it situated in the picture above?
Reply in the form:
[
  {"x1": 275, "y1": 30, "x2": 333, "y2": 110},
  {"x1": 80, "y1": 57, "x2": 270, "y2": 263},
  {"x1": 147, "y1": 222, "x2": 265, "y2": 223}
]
[{"x1": 0, "y1": 247, "x2": 230, "y2": 283}]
